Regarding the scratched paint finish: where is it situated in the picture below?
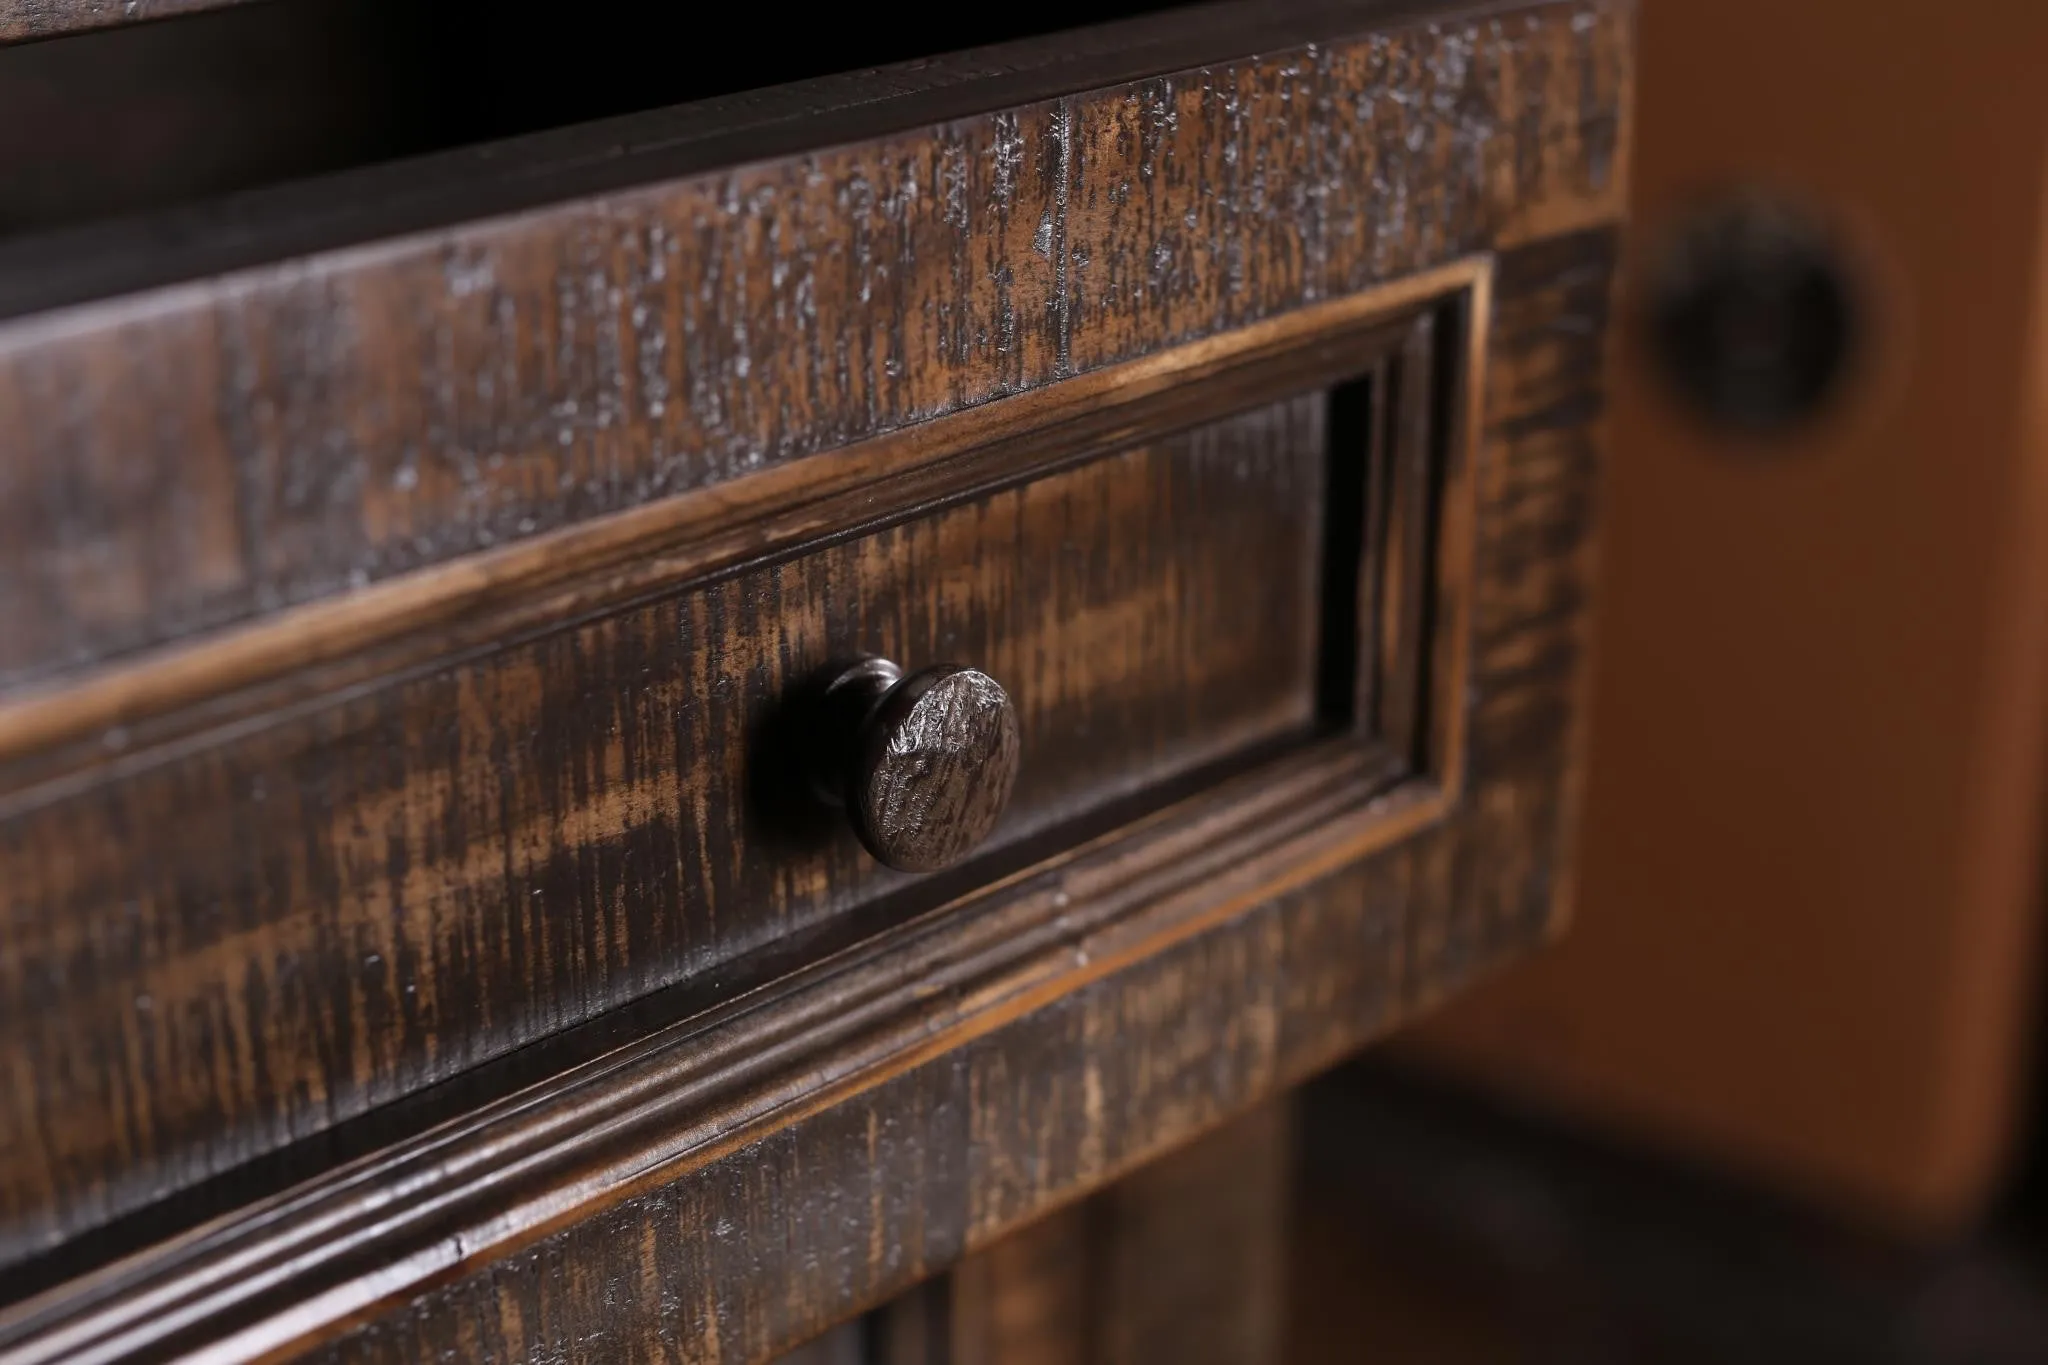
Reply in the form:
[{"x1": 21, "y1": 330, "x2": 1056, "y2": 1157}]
[
  {"x1": 0, "y1": 1, "x2": 1626, "y2": 685},
  {"x1": 310, "y1": 224, "x2": 1617, "y2": 1365},
  {"x1": 0, "y1": 398, "x2": 1327, "y2": 1269}
]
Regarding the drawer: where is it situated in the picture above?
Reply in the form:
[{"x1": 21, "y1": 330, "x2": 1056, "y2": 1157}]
[
  {"x1": 0, "y1": 1, "x2": 1632, "y2": 1360},
  {"x1": 0, "y1": 296, "x2": 1444, "y2": 1269}
]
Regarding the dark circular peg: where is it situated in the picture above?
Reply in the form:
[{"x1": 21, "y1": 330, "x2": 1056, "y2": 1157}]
[
  {"x1": 813, "y1": 657, "x2": 1021, "y2": 873},
  {"x1": 1643, "y1": 189, "x2": 1860, "y2": 434}
]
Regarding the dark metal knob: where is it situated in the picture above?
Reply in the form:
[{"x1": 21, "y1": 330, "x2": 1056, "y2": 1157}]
[
  {"x1": 814, "y1": 657, "x2": 1021, "y2": 873},
  {"x1": 1643, "y1": 189, "x2": 1861, "y2": 434}
]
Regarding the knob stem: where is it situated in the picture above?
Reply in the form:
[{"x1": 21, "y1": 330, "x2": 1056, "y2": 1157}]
[{"x1": 811, "y1": 657, "x2": 904, "y2": 808}]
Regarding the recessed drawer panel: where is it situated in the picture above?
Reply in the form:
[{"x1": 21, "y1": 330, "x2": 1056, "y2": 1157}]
[{"x1": 0, "y1": 288, "x2": 1462, "y2": 1271}]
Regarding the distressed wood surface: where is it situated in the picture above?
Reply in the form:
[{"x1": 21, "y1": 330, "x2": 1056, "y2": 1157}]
[
  {"x1": 0, "y1": 0, "x2": 1627, "y2": 1357},
  {"x1": 0, "y1": 0, "x2": 253, "y2": 42},
  {"x1": 943, "y1": 1101, "x2": 1293, "y2": 1365},
  {"x1": 0, "y1": 222, "x2": 1613, "y2": 1365},
  {"x1": 0, "y1": 0, "x2": 1627, "y2": 687},
  {"x1": 0, "y1": 729, "x2": 1414, "y2": 1363},
  {"x1": 0, "y1": 286, "x2": 1446, "y2": 800},
  {"x1": 844, "y1": 1103, "x2": 1288, "y2": 1365},
  {"x1": 0, "y1": 391, "x2": 1337, "y2": 1271},
  {"x1": 840, "y1": 1100, "x2": 1290, "y2": 1365},
  {"x1": 298, "y1": 223, "x2": 1611, "y2": 1365},
  {"x1": 781, "y1": 1095, "x2": 1291, "y2": 1365}
]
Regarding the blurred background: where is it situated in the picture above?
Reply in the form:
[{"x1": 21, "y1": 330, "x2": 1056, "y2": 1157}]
[{"x1": 1291, "y1": 0, "x2": 2048, "y2": 1360}]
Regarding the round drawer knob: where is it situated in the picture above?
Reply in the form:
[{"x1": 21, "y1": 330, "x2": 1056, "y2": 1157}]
[
  {"x1": 1643, "y1": 189, "x2": 1860, "y2": 434},
  {"x1": 814, "y1": 657, "x2": 1021, "y2": 873}
]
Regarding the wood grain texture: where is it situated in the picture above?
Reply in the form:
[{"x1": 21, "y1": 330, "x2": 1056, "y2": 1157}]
[
  {"x1": 0, "y1": 283, "x2": 1445, "y2": 800},
  {"x1": 0, "y1": 0, "x2": 1626, "y2": 1354},
  {"x1": 293, "y1": 224, "x2": 1609, "y2": 1365},
  {"x1": 0, "y1": 0, "x2": 1628, "y2": 687},
  {"x1": 810, "y1": 1100, "x2": 1291, "y2": 1365},
  {"x1": 0, "y1": 222, "x2": 1610, "y2": 1365},
  {"x1": 946, "y1": 1101, "x2": 1292, "y2": 1365},
  {"x1": 0, "y1": 740, "x2": 1424, "y2": 1362},
  {"x1": 0, "y1": 0, "x2": 254, "y2": 43},
  {"x1": 0, "y1": 262, "x2": 1477, "y2": 1358},
  {"x1": 0, "y1": 394, "x2": 1335, "y2": 1270}
]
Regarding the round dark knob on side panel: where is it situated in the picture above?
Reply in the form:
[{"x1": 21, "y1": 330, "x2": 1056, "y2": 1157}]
[
  {"x1": 1643, "y1": 189, "x2": 1861, "y2": 434},
  {"x1": 813, "y1": 657, "x2": 1021, "y2": 873}
]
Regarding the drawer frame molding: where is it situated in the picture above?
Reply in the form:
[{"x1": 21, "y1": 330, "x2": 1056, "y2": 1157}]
[
  {"x1": 0, "y1": 258, "x2": 1486, "y2": 818},
  {"x1": 0, "y1": 258, "x2": 1491, "y2": 1365}
]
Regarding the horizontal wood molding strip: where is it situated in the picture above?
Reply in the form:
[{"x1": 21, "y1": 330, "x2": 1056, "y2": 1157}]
[
  {"x1": 0, "y1": 261, "x2": 1483, "y2": 810},
  {"x1": 0, "y1": 0, "x2": 1630, "y2": 684},
  {"x1": 0, "y1": 0, "x2": 1606, "y2": 300},
  {"x1": 0, "y1": 0, "x2": 255, "y2": 42},
  {"x1": 0, "y1": 741, "x2": 1427, "y2": 1365}
]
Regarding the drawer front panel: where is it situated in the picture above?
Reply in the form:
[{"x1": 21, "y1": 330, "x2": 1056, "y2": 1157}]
[
  {"x1": 0, "y1": 382, "x2": 1347, "y2": 1265},
  {"x1": 0, "y1": 225, "x2": 1614, "y2": 1365}
]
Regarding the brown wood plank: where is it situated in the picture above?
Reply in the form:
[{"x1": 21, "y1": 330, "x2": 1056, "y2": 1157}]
[
  {"x1": 0, "y1": 0, "x2": 1627, "y2": 1354},
  {"x1": 0, "y1": 221, "x2": 1613, "y2": 1365},
  {"x1": 303, "y1": 225, "x2": 1610, "y2": 1365},
  {"x1": 0, "y1": 0, "x2": 1629, "y2": 687},
  {"x1": 0, "y1": 281, "x2": 1454, "y2": 802},
  {"x1": 948, "y1": 1101, "x2": 1292, "y2": 1365},
  {"x1": 0, "y1": 385, "x2": 1343, "y2": 1271},
  {"x1": 0, "y1": 0, "x2": 254, "y2": 43}
]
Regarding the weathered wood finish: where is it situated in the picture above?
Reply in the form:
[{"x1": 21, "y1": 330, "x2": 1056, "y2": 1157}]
[
  {"x1": 810, "y1": 1101, "x2": 1291, "y2": 1365},
  {"x1": 294, "y1": 222, "x2": 1608, "y2": 1365},
  {"x1": 0, "y1": 0, "x2": 1628, "y2": 1359},
  {"x1": 0, "y1": 0, "x2": 253, "y2": 43},
  {"x1": 943, "y1": 1101, "x2": 1292, "y2": 1365},
  {"x1": 0, "y1": 730, "x2": 1415, "y2": 1362},
  {"x1": 0, "y1": 290, "x2": 1444, "y2": 804},
  {"x1": 0, "y1": 0, "x2": 1627, "y2": 686},
  {"x1": 0, "y1": 219, "x2": 1610, "y2": 1365},
  {"x1": 0, "y1": 393, "x2": 1338, "y2": 1268}
]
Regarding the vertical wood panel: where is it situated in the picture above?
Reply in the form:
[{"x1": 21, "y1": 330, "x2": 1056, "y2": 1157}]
[{"x1": 945, "y1": 1103, "x2": 1291, "y2": 1365}]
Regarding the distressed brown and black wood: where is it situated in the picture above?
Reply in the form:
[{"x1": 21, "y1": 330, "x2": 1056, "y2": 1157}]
[
  {"x1": 0, "y1": 0, "x2": 1631, "y2": 1361},
  {"x1": 853, "y1": 1101, "x2": 1292, "y2": 1365},
  {"x1": 0, "y1": 0, "x2": 245, "y2": 42},
  {"x1": 768, "y1": 1103, "x2": 1289, "y2": 1365},
  {"x1": 0, "y1": 0, "x2": 1625, "y2": 687},
  {"x1": 0, "y1": 301, "x2": 1421, "y2": 1274},
  {"x1": 944, "y1": 1100, "x2": 1294, "y2": 1365}
]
